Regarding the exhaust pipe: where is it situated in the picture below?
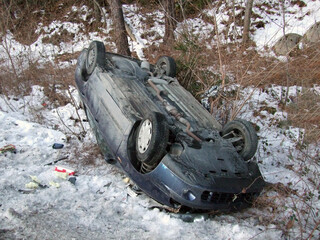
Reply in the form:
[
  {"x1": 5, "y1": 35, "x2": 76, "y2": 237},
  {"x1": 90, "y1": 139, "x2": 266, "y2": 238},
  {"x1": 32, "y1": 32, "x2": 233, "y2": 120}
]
[{"x1": 148, "y1": 79, "x2": 202, "y2": 142}]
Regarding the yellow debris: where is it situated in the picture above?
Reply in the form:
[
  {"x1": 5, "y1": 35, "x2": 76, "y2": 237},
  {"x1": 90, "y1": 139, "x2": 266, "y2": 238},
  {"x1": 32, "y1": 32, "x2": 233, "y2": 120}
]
[
  {"x1": 123, "y1": 177, "x2": 130, "y2": 184},
  {"x1": 25, "y1": 182, "x2": 39, "y2": 189},
  {"x1": 49, "y1": 181, "x2": 60, "y2": 188},
  {"x1": 55, "y1": 171, "x2": 69, "y2": 179}
]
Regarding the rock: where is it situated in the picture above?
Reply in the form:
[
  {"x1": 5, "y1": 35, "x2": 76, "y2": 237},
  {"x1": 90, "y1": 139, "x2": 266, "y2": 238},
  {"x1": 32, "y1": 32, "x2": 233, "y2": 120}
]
[
  {"x1": 273, "y1": 33, "x2": 302, "y2": 56},
  {"x1": 302, "y1": 22, "x2": 320, "y2": 45}
]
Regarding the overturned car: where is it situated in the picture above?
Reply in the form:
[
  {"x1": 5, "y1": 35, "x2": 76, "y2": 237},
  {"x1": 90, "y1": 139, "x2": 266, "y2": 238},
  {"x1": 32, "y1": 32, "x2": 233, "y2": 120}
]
[{"x1": 75, "y1": 41, "x2": 265, "y2": 211}]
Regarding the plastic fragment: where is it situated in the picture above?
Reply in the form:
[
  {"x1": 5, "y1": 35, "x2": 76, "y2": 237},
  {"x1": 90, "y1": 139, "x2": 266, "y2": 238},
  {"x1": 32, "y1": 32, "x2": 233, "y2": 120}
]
[
  {"x1": 55, "y1": 171, "x2": 69, "y2": 179},
  {"x1": 55, "y1": 166, "x2": 75, "y2": 175},
  {"x1": 44, "y1": 156, "x2": 68, "y2": 166},
  {"x1": 54, "y1": 166, "x2": 75, "y2": 179},
  {"x1": 49, "y1": 181, "x2": 60, "y2": 188},
  {"x1": 52, "y1": 143, "x2": 64, "y2": 149},
  {"x1": 25, "y1": 182, "x2": 39, "y2": 189},
  {"x1": 127, "y1": 187, "x2": 138, "y2": 198},
  {"x1": 68, "y1": 176, "x2": 76, "y2": 185},
  {"x1": 131, "y1": 184, "x2": 142, "y2": 194},
  {"x1": 123, "y1": 177, "x2": 130, "y2": 184},
  {"x1": 18, "y1": 189, "x2": 35, "y2": 194},
  {"x1": 29, "y1": 175, "x2": 41, "y2": 183},
  {"x1": 0, "y1": 144, "x2": 16, "y2": 154},
  {"x1": 232, "y1": 194, "x2": 238, "y2": 202}
]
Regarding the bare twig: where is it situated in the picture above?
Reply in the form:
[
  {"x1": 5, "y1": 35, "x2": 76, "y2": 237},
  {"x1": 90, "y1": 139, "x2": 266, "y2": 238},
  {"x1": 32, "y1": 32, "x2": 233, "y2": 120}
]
[
  {"x1": 212, "y1": 6, "x2": 226, "y2": 88},
  {"x1": 307, "y1": 220, "x2": 320, "y2": 240},
  {"x1": 67, "y1": 88, "x2": 86, "y2": 135},
  {"x1": 56, "y1": 108, "x2": 78, "y2": 136}
]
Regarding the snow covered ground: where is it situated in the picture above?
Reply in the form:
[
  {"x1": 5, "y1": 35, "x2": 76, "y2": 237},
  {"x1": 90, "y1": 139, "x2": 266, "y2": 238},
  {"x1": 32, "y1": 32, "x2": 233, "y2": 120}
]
[
  {"x1": 0, "y1": 1, "x2": 319, "y2": 239},
  {"x1": 0, "y1": 86, "x2": 285, "y2": 240}
]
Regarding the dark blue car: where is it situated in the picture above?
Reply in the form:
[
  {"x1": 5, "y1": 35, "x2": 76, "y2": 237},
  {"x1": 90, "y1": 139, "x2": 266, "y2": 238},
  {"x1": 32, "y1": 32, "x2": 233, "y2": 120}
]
[{"x1": 75, "y1": 41, "x2": 265, "y2": 211}]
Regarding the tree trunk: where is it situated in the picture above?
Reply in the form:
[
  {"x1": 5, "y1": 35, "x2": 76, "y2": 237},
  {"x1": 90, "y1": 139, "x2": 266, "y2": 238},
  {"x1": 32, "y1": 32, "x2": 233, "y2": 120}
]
[
  {"x1": 107, "y1": 0, "x2": 131, "y2": 56},
  {"x1": 242, "y1": 0, "x2": 254, "y2": 45},
  {"x1": 163, "y1": 0, "x2": 176, "y2": 45}
]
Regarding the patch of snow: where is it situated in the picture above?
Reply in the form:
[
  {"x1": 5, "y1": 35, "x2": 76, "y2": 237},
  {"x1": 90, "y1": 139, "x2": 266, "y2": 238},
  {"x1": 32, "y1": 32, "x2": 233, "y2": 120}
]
[
  {"x1": 0, "y1": 86, "x2": 286, "y2": 239},
  {"x1": 253, "y1": 1, "x2": 320, "y2": 48}
]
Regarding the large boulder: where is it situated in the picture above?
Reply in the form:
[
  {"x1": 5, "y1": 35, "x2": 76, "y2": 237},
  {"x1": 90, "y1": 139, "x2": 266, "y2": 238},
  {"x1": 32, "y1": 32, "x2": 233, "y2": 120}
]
[
  {"x1": 273, "y1": 33, "x2": 302, "y2": 56},
  {"x1": 302, "y1": 22, "x2": 320, "y2": 45}
]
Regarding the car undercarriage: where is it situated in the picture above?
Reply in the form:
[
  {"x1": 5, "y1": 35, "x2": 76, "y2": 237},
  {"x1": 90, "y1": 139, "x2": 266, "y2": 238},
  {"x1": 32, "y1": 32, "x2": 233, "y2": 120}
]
[{"x1": 75, "y1": 41, "x2": 265, "y2": 211}]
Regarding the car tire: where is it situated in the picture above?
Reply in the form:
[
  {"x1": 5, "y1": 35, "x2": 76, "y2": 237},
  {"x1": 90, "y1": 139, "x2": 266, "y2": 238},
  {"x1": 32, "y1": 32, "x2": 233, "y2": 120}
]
[
  {"x1": 78, "y1": 49, "x2": 89, "y2": 78},
  {"x1": 156, "y1": 56, "x2": 176, "y2": 78},
  {"x1": 86, "y1": 41, "x2": 106, "y2": 75},
  {"x1": 221, "y1": 119, "x2": 258, "y2": 161},
  {"x1": 136, "y1": 112, "x2": 169, "y2": 167}
]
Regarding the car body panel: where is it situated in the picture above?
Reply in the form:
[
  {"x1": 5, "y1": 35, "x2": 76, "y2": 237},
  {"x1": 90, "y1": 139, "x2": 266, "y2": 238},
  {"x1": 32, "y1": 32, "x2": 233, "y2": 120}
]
[{"x1": 75, "y1": 45, "x2": 265, "y2": 211}]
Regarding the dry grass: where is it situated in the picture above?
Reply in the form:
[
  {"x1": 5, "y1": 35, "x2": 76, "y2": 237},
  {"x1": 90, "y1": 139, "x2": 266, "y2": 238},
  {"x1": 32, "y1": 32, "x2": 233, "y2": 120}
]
[
  {"x1": 71, "y1": 144, "x2": 104, "y2": 167},
  {"x1": 1, "y1": 0, "x2": 71, "y2": 45},
  {"x1": 253, "y1": 179, "x2": 320, "y2": 239},
  {"x1": 287, "y1": 89, "x2": 320, "y2": 144},
  {"x1": 168, "y1": 20, "x2": 320, "y2": 238},
  {"x1": 169, "y1": 29, "x2": 320, "y2": 141},
  {"x1": 42, "y1": 30, "x2": 76, "y2": 46},
  {"x1": 0, "y1": 60, "x2": 75, "y2": 103}
]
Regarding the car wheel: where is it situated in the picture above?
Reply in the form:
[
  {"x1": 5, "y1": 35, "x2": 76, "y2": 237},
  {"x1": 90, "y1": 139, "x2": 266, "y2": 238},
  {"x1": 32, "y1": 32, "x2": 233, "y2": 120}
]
[
  {"x1": 136, "y1": 112, "x2": 169, "y2": 167},
  {"x1": 156, "y1": 56, "x2": 176, "y2": 78},
  {"x1": 86, "y1": 41, "x2": 106, "y2": 75},
  {"x1": 221, "y1": 119, "x2": 258, "y2": 161},
  {"x1": 78, "y1": 49, "x2": 89, "y2": 78}
]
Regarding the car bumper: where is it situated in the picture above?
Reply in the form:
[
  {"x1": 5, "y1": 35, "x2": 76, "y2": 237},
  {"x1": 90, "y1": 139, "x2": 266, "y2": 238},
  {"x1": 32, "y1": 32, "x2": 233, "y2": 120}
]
[{"x1": 145, "y1": 154, "x2": 264, "y2": 211}]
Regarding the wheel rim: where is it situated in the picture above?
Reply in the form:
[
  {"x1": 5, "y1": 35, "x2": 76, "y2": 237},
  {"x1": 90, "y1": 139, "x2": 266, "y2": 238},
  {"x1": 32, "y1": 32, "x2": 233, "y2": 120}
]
[
  {"x1": 137, "y1": 119, "x2": 152, "y2": 154},
  {"x1": 87, "y1": 47, "x2": 96, "y2": 68},
  {"x1": 223, "y1": 129, "x2": 244, "y2": 152},
  {"x1": 160, "y1": 62, "x2": 167, "y2": 75}
]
